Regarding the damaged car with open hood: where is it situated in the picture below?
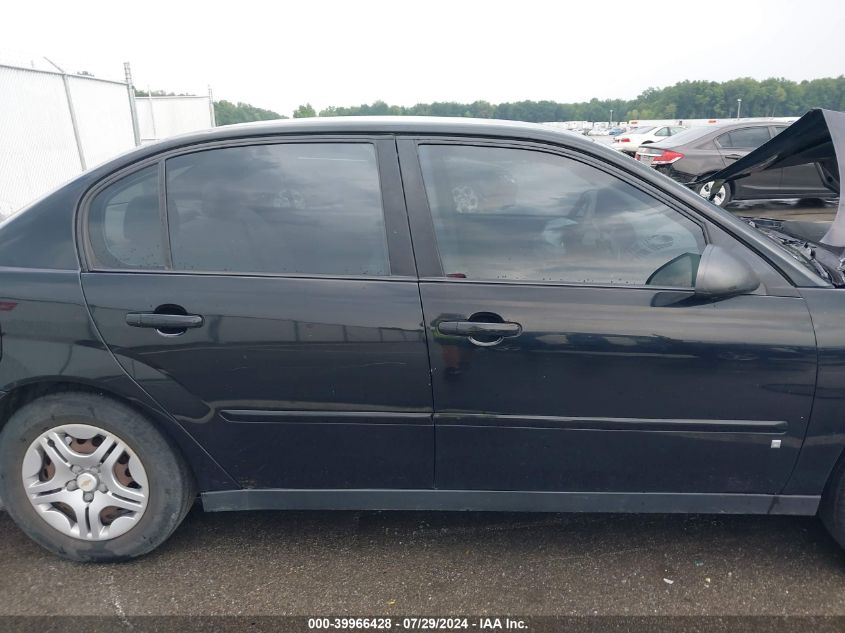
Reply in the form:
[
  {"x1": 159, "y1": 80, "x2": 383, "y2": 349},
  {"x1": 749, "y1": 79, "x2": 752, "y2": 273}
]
[{"x1": 695, "y1": 108, "x2": 844, "y2": 285}]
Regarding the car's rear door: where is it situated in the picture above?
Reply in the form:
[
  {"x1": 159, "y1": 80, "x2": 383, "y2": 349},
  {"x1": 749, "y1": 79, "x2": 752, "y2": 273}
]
[
  {"x1": 80, "y1": 137, "x2": 434, "y2": 490},
  {"x1": 398, "y1": 136, "x2": 816, "y2": 495}
]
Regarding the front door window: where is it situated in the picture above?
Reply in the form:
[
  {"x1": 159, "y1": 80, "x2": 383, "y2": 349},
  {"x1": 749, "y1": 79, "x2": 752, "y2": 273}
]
[{"x1": 418, "y1": 144, "x2": 706, "y2": 287}]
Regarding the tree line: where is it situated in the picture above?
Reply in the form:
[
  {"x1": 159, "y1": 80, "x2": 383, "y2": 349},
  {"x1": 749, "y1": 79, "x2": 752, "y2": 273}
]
[
  {"x1": 214, "y1": 100, "x2": 287, "y2": 125},
  {"x1": 291, "y1": 76, "x2": 845, "y2": 123},
  {"x1": 169, "y1": 76, "x2": 845, "y2": 127}
]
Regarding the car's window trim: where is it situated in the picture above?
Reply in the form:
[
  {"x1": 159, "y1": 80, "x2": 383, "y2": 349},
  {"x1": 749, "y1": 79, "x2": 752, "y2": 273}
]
[
  {"x1": 83, "y1": 269, "x2": 419, "y2": 282},
  {"x1": 78, "y1": 135, "x2": 412, "y2": 279},
  {"x1": 157, "y1": 160, "x2": 173, "y2": 269},
  {"x1": 400, "y1": 136, "x2": 711, "y2": 291},
  {"x1": 416, "y1": 276, "x2": 701, "y2": 292}
]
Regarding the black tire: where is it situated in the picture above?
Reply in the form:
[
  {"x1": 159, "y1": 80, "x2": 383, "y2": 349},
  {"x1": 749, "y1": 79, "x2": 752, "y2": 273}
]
[
  {"x1": 820, "y1": 455, "x2": 845, "y2": 550},
  {"x1": 695, "y1": 179, "x2": 733, "y2": 208},
  {"x1": 0, "y1": 392, "x2": 195, "y2": 562}
]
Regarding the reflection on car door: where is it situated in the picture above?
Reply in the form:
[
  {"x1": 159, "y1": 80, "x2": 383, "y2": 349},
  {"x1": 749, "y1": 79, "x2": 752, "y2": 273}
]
[
  {"x1": 81, "y1": 139, "x2": 434, "y2": 490},
  {"x1": 399, "y1": 138, "x2": 816, "y2": 495}
]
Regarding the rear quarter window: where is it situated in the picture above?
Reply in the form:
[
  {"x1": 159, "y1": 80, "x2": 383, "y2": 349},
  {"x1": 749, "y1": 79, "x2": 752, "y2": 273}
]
[{"x1": 86, "y1": 165, "x2": 165, "y2": 270}]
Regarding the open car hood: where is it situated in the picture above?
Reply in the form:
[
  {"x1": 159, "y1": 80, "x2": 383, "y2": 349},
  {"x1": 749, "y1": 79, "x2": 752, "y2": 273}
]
[{"x1": 695, "y1": 108, "x2": 844, "y2": 246}]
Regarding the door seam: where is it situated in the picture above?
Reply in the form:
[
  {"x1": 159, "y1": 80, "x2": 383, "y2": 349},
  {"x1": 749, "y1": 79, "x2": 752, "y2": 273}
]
[{"x1": 394, "y1": 136, "x2": 437, "y2": 490}]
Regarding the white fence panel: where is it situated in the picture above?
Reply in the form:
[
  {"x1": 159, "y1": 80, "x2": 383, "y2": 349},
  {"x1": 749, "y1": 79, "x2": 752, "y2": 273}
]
[
  {"x1": 0, "y1": 62, "x2": 219, "y2": 216},
  {"x1": 0, "y1": 65, "x2": 83, "y2": 216},
  {"x1": 136, "y1": 96, "x2": 213, "y2": 142},
  {"x1": 67, "y1": 76, "x2": 136, "y2": 167}
]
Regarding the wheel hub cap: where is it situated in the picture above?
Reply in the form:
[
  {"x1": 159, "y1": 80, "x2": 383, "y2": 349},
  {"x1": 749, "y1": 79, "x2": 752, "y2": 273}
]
[
  {"x1": 21, "y1": 423, "x2": 149, "y2": 541},
  {"x1": 699, "y1": 181, "x2": 726, "y2": 205}
]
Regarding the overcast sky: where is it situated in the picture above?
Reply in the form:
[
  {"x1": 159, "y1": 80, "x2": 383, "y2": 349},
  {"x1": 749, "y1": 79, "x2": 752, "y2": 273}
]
[{"x1": 1, "y1": 0, "x2": 842, "y2": 117}]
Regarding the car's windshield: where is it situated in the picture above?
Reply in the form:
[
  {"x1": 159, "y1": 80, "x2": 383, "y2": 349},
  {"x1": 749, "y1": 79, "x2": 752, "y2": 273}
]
[{"x1": 628, "y1": 126, "x2": 655, "y2": 134}]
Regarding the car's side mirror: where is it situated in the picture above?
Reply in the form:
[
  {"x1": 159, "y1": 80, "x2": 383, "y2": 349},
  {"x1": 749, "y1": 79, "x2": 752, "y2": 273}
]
[{"x1": 694, "y1": 244, "x2": 760, "y2": 299}]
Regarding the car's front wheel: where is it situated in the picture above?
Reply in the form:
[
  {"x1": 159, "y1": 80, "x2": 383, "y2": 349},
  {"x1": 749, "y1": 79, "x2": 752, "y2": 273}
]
[
  {"x1": 0, "y1": 391, "x2": 195, "y2": 562},
  {"x1": 695, "y1": 180, "x2": 732, "y2": 208}
]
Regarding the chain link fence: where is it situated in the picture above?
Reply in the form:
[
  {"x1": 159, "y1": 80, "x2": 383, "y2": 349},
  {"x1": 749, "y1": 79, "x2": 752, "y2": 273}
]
[{"x1": 0, "y1": 60, "x2": 215, "y2": 217}]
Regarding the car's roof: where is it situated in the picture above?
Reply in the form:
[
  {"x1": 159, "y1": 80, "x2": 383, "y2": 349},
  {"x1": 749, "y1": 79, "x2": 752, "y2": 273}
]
[
  {"x1": 204, "y1": 116, "x2": 555, "y2": 134},
  {"x1": 72, "y1": 116, "x2": 629, "y2": 183},
  {"x1": 690, "y1": 120, "x2": 787, "y2": 134},
  {"x1": 108, "y1": 116, "x2": 602, "y2": 170},
  {"x1": 714, "y1": 120, "x2": 785, "y2": 129},
  {"x1": 160, "y1": 116, "x2": 597, "y2": 146}
]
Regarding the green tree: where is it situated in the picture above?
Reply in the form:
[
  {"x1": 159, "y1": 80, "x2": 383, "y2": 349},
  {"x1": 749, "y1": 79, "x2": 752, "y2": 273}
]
[
  {"x1": 134, "y1": 88, "x2": 194, "y2": 97},
  {"x1": 213, "y1": 100, "x2": 285, "y2": 125},
  {"x1": 293, "y1": 103, "x2": 317, "y2": 118}
]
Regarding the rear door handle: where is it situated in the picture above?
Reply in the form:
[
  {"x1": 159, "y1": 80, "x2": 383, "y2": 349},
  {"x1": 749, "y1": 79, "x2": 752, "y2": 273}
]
[
  {"x1": 725, "y1": 153, "x2": 743, "y2": 160},
  {"x1": 437, "y1": 321, "x2": 522, "y2": 337},
  {"x1": 125, "y1": 313, "x2": 204, "y2": 329}
]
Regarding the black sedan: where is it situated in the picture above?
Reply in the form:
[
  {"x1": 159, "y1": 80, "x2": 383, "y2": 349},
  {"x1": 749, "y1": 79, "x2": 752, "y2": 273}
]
[
  {"x1": 1, "y1": 116, "x2": 845, "y2": 562},
  {"x1": 635, "y1": 121, "x2": 837, "y2": 207}
]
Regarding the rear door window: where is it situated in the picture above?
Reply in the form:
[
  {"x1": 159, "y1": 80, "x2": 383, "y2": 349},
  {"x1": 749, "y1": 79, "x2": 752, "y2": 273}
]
[{"x1": 165, "y1": 143, "x2": 389, "y2": 276}]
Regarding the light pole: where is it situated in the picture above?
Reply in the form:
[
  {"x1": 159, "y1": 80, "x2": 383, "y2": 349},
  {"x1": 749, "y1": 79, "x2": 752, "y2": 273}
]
[
  {"x1": 610, "y1": 109, "x2": 613, "y2": 126},
  {"x1": 736, "y1": 98, "x2": 742, "y2": 119}
]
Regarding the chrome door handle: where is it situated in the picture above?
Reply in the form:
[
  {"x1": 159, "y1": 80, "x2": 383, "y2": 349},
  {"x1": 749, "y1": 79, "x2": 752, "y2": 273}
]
[{"x1": 125, "y1": 313, "x2": 204, "y2": 329}]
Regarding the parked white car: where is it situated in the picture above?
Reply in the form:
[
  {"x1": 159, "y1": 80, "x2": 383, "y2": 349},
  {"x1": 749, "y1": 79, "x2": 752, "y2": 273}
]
[{"x1": 611, "y1": 125, "x2": 686, "y2": 156}]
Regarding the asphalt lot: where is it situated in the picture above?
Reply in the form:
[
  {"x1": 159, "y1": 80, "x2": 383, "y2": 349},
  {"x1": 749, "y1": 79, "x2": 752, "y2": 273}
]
[
  {"x1": 1, "y1": 508, "x2": 845, "y2": 617},
  {"x1": 0, "y1": 198, "x2": 843, "y2": 621}
]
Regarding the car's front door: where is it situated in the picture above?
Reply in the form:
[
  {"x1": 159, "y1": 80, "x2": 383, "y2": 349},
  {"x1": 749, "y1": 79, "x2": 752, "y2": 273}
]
[
  {"x1": 771, "y1": 126, "x2": 831, "y2": 197},
  {"x1": 398, "y1": 138, "x2": 816, "y2": 495},
  {"x1": 715, "y1": 126, "x2": 781, "y2": 198},
  {"x1": 80, "y1": 138, "x2": 434, "y2": 490}
]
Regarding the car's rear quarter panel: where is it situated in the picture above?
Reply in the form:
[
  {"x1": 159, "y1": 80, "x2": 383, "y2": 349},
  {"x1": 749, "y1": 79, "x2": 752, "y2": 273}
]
[{"x1": 0, "y1": 185, "x2": 238, "y2": 492}]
